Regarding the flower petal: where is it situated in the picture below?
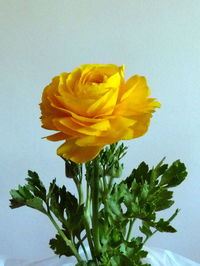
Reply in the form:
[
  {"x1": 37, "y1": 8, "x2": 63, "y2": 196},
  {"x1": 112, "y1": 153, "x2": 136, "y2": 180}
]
[
  {"x1": 87, "y1": 86, "x2": 118, "y2": 117},
  {"x1": 76, "y1": 116, "x2": 136, "y2": 146},
  {"x1": 46, "y1": 132, "x2": 67, "y2": 141},
  {"x1": 57, "y1": 140, "x2": 103, "y2": 163},
  {"x1": 115, "y1": 75, "x2": 160, "y2": 116}
]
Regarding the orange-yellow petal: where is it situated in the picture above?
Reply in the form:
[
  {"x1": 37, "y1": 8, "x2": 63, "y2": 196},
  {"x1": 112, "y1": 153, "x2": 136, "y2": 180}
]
[
  {"x1": 75, "y1": 116, "x2": 136, "y2": 147},
  {"x1": 46, "y1": 132, "x2": 67, "y2": 141},
  {"x1": 57, "y1": 139, "x2": 103, "y2": 163}
]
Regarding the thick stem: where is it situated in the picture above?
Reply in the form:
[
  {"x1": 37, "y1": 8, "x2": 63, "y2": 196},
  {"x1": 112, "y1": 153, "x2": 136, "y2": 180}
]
[
  {"x1": 84, "y1": 214, "x2": 96, "y2": 260},
  {"x1": 77, "y1": 181, "x2": 84, "y2": 205},
  {"x1": 84, "y1": 183, "x2": 96, "y2": 260},
  {"x1": 92, "y1": 158, "x2": 101, "y2": 256},
  {"x1": 77, "y1": 165, "x2": 84, "y2": 205}
]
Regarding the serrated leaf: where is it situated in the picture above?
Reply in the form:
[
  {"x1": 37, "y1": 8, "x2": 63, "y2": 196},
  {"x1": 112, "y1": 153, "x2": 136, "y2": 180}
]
[
  {"x1": 49, "y1": 233, "x2": 73, "y2": 257},
  {"x1": 10, "y1": 198, "x2": 26, "y2": 208},
  {"x1": 168, "y1": 208, "x2": 180, "y2": 223},
  {"x1": 10, "y1": 186, "x2": 33, "y2": 209},
  {"x1": 155, "y1": 218, "x2": 177, "y2": 233},
  {"x1": 26, "y1": 171, "x2": 46, "y2": 199},
  {"x1": 65, "y1": 192, "x2": 78, "y2": 216},
  {"x1": 150, "y1": 158, "x2": 168, "y2": 183},
  {"x1": 139, "y1": 222, "x2": 153, "y2": 237},
  {"x1": 155, "y1": 199, "x2": 174, "y2": 211},
  {"x1": 140, "y1": 183, "x2": 149, "y2": 200},
  {"x1": 153, "y1": 189, "x2": 174, "y2": 211},
  {"x1": 18, "y1": 185, "x2": 33, "y2": 199},
  {"x1": 105, "y1": 183, "x2": 127, "y2": 223},
  {"x1": 10, "y1": 189, "x2": 25, "y2": 201},
  {"x1": 26, "y1": 197, "x2": 46, "y2": 214},
  {"x1": 66, "y1": 204, "x2": 85, "y2": 236},
  {"x1": 109, "y1": 254, "x2": 132, "y2": 266},
  {"x1": 159, "y1": 160, "x2": 187, "y2": 187}
]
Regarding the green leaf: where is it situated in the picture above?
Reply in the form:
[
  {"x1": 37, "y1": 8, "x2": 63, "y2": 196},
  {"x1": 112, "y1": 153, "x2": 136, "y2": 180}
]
[
  {"x1": 26, "y1": 170, "x2": 46, "y2": 200},
  {"x1": 48, "y1": 181, "x2": 84, "y2": 237},
  {"x1": 155, "y1": 218, "x2": 177, "y2": 233},
  {"x1": 98, "y1": 143, "x2": 128, "y2": 179},
  {"x1": 150, "y1": 158, "x2": 168, "y2": 184},
  {"x1": 26, "y1": 197, "x2": 46, "y2": 214},
  {"x1": 139, "y1": 222, "x2": 153, "y2": 238},
  {"x1": 65, "y1": 192, "x2": 79, "y2": 217},
  {"x1": 109, "y1": 254, "x2": 132, "y2": 266},
  {"x1": 153, "y1": 189, "x2": 174, "y2": 211},
  {"x1": 49, "y1": 233, "x2": 74, "y2": 257},
  {"x1": 159, "y1": 160, "x2": 187, "y2": 187},
  {"x1": 105, "y1": 183, "x2": 127, "y2": 223},
  {"x1": 18, "y1": 185, "x2": 33, "y2": 199},
  {"x1": 10, "y1": 189, "x2": 25, "y2": 202},
  {"x1": 10, "y1": 190, "x2": 26, "y2": 208},
  {"x1": 10, "y1": 171, "x2": 47, "y2": 213},
  {"x1": 66, "y1": 204, "x2": 85, "y2": 236}
]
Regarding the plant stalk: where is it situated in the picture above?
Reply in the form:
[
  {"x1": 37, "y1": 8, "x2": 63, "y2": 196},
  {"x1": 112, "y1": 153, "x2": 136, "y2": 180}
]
[
  {"x1": 84, "y1": 183, "x2": 96, "y2": 260},
  {"x1": 92, "y1": 158, "x2": 101, "y2": 256},
  {"x1": 47, "y1": 212, "x2": 82, "y2": 263},
  {"x1": 126, "y1": 218, "x2": 136, "y2": 241}
]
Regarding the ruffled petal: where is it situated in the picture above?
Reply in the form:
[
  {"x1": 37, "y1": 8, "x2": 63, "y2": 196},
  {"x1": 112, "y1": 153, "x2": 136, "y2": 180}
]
[
  {"x1": 115, "y1": 75, "x2": 160, "y2": 116},
  {"x1": 46, "y1": 132, "x2": 67, "y2": 141},
  {"x1": 40, "y1": 64, "x2": 160, "y2": 163},
  {"x1": 130, "y1": 113, "x2": 152, "y2": 138},
  {"x1": 57, "y1": 140, "x2": 103, "y2": 163},
  {"x1": 75, "y1": 116, "x2": 136, "y2": 146},
  {"x1": 87, "y1": 86, "x2": 118, "y2": 117}
]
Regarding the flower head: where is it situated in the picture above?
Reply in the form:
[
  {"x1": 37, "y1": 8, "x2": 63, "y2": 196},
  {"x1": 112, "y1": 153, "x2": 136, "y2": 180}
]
[{"x1": 40, "y1": 64, "x2": 160, "y2": 163}]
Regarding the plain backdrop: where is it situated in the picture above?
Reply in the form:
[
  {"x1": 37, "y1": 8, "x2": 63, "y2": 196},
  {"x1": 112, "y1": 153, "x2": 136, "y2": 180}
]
[{"x1": 0, "y1": 0, "x2": 200, "y2": 263}]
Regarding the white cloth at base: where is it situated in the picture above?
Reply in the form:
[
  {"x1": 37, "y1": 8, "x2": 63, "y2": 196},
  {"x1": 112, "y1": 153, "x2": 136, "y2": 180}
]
[{"x1": 1, "y1": 247, "x2": 200, "y2": 266}]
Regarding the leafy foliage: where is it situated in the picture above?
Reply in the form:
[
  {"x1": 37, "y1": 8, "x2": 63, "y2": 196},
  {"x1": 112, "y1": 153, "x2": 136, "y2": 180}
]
[
  {"x1": 9, "y1": 171, "x2": 84, "y2": 257},
  {"x1": 96, "y1": 155, "x2": 187, "y2": 265},
  {"x1": 10, "y1": 171, "x2": 47, "y2": 213},
  {"x1": 49, "y1": 232, "x2": 74, "y2": 257},
  {"x1": 10, "y1": 143, "x2": 187, "y2": 265}
]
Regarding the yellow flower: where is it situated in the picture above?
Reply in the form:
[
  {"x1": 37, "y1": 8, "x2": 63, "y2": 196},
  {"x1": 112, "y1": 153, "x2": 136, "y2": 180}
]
[{"x1": 40, "y1": 64, "x2": 160, "y2": 163}]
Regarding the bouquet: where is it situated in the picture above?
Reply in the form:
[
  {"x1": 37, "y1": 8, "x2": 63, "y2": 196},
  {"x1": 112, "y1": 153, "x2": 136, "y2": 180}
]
[{"x1": 10, "y1": 64, "x2": 187, "y2": 265}]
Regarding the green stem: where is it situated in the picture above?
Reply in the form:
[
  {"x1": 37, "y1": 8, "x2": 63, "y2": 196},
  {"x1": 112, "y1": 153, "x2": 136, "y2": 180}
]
[
  {"x1": 77, "y1": 181, "x2": 84, "y2": 205},
  {"x1": 108, "y1": 176, "x2": 114, "y2": 194},
  {"x1": 77, "y1": 165, "x2": 84, "y2": 205},
  {"x1": 126, "y1": 218, "x2": 136, "y2": 241},
  {"x1": 78, "y1": 236, "x2": 89, "y2": 261},
  {"x1": 84, "y1": 183, "x2": 96, "y2": 260},
  {"x1": 47, "y1": 212, "x2": 82, "y2": 263},
  {"x1": 84, "y1": 215, "x2": 96, "y2": 260},
  {"x1": 143, "y1": 229, "x2": 157, "y2": 245},
  {"x1": 92, "y1": 158, "x2": 101, "y2": 256},
  {"x1": 103, "y1": 175, "x2": 108, "y2": 193}
]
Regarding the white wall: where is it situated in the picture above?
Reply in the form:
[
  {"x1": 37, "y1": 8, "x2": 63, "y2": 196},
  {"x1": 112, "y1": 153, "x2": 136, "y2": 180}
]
[{"x1": 1, "y1": 0, "x2": 200, "y2": 263}]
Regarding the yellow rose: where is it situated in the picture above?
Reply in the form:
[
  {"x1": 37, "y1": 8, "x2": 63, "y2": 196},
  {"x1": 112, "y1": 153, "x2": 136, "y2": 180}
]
[{"x1": 40, "y1": 64, "x2": 160, "y2": 163}]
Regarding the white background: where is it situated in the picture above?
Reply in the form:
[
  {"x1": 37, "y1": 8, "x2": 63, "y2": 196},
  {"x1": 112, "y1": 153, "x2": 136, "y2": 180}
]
[{"x1": 0, "y1": 0, "x2": 200, "y2": 263}]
